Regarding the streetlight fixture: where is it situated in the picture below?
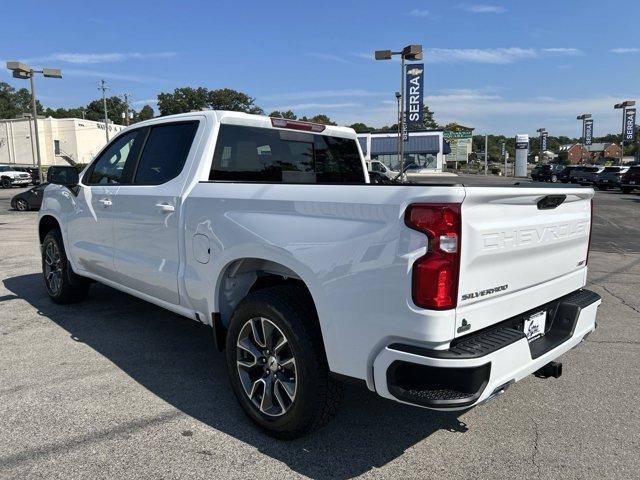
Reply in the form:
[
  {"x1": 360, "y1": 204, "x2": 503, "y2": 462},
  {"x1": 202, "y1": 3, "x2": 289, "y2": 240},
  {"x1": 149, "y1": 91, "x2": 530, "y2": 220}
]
[
  {"x1": 374, "y1": 44, "x2": 423, "y2": 180},
  {"x1": 614, "y1": 100, "x2": 635, "y2": 165},
  {"x1": 6, "y1": 61, "x2": 62, "y2": 183},
  {"x1": 576, "y1": 114, "x2": 592, "y2": 164}
]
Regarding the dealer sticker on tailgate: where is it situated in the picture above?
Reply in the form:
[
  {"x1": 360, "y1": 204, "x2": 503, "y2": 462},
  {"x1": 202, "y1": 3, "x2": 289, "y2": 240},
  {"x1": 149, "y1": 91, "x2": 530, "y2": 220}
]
[{"x1": 524, "y1": 311, "x2": 546, "y2": 341}]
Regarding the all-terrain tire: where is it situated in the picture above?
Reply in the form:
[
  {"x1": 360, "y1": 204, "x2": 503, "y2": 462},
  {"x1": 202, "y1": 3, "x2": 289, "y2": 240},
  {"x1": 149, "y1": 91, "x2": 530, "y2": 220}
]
[
  {"x1": 225, "y1": 285, "x2": 342, "y2": 439},
  {"x1": 42, "y1": 228, "x2": 90, "y2": 304}
]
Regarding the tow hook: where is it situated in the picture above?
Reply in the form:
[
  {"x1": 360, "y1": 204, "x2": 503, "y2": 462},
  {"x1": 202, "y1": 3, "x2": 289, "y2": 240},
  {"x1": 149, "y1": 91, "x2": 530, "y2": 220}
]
[{"x1": 535, "y1": 361, "x2": 563, "y2": 379}]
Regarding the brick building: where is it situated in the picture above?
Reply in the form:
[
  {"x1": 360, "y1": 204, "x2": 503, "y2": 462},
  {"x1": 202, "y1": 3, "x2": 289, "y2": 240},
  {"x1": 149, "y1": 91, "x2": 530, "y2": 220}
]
[
  {"x1": 557, "y1": 142, "x2": 622, "y2": 164},
  {"x1": 558, "y1": 144, "x2": 588, "y2": 164},
  {"x1": 586, "y1": 142, "x2": 621, "y2": 161}
]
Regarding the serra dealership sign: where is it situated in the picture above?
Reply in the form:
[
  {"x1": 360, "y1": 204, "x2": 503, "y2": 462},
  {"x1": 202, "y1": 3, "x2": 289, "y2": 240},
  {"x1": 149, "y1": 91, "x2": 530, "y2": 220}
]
[{"x1": 405, "y1": 64, "x2": 424, "y2": 133}]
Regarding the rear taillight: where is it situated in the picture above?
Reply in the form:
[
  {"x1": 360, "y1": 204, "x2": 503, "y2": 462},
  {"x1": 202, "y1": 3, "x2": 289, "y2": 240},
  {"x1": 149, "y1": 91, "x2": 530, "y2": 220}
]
[
  {"x1": 405, "y1": 204, "x2": 461, "y2": 310},
  {"x1": 270, "y1": 117, "x2": 326, "y2": 132}
]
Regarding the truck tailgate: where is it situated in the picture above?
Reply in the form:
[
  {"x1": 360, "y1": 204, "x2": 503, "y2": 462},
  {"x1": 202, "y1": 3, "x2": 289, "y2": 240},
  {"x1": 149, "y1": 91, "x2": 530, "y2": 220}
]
[{"x1": 456, "y1": 186, "x2": 593, "y2": 336}]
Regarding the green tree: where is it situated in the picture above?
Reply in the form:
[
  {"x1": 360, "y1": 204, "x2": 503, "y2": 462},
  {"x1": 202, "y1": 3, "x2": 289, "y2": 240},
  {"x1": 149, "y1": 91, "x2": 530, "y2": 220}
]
[
  {"x1": 137, "y1": 104, "x2": 155, "y2": 121},
  {"x1": 0, "y1": 82, "x2": 43, "y2": 118},
  {"x1": 303, "y1": 114, "x2": 336, "y2": 125},
  {"x1": 269, "y1": 110, "x2": 297, "y2": 119},
  {"x1": 422, "y1": 104, "x2": 438, "y2": 129},
  {"x1": 156, "y1": 87, "x2": 263, "y2": 116},
  {"x1": 84, "y1": 96, "x2": 128, "y2": 125},
  {"x1": 348, "y1": 122, "x2": 373, "y2": 133},
  {"x1": 208, "y1": 88, "x2": 263, "y2": 114},
  {"x1": 157, "y1": 87, "x2": 209, "y2": 116}
]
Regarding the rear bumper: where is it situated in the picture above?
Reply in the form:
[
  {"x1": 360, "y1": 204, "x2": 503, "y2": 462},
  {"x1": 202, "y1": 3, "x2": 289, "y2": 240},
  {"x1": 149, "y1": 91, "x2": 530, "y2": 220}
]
[{"x1": 373, "y1": 289, "x2": 600, "y2": 409}]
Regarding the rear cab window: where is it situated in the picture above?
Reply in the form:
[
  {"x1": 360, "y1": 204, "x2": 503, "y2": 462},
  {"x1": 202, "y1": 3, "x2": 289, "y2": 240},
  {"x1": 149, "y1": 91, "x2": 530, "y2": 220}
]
[{"x1": 209, "y1": 124, "x2": 365, "y2": 183}]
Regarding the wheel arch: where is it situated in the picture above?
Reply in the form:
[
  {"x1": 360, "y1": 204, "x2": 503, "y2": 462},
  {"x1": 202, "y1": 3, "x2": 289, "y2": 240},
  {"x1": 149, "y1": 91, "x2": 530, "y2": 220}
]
[
  {"x1": 39, "y1": 215, "x2": 61, "y2": 244},
  {"x1": 214, "y1": 257, "x2": 327, "y2": 353}
]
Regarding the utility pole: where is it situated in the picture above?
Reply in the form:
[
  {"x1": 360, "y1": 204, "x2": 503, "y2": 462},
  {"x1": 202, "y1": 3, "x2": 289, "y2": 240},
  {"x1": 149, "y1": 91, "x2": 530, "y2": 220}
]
[
  {"x1": 99, "y1": 79, "x2": 109, "y2": 141},
  {"x1": 121, "y1": 93, "x2": 131, "y2": 126},
  {"x1": 484, "y1": 134, "x2": 488, "y2": 175}
]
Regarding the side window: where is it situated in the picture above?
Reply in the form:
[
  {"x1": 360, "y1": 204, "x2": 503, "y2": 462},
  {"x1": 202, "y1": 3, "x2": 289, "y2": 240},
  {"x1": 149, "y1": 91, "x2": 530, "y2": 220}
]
[
  {"x1": 134, "y1": 122, "x2": 198, "y2": 185},
  {"x1": 85, "y1": 131, "x2": 140, "y2": 185},
  {"x1": 209, "y1": 124, "x2": 365, "y2": 184}
]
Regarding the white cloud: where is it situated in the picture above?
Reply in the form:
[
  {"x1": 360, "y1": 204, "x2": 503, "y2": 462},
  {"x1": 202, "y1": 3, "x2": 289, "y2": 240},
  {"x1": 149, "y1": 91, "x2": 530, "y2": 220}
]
[
  {"x1": 460, "y1": 4, "x2": 507, "y2": 14},
  {"x1": 611, "y1": 48, "x2": 639, "y2": 54},
  {"x1": 541, "y1": 48, "x2": 583, "y2": 55},
  {"x1": 421, "y1": 47, "x2": 582, "y2": 64},
  {"x1": 23, "y1": 52, "x2": 177, "y2": 64},
  {"x1": 132, "y1": 99, "x2": 159, "y2": 106},
  {"x1": 424, "y1": 47, "x2": 536, "y2": 64},
  {"x1": 266, "y1": 102, "x2": 359, "y2": 112},
  {"x1": 307, "y1": 52, "x2": 350, "y2": 64},
  {"x1": 260, "y1": 89, "x2": 385, "y2": 101},
  {"x1": 63, "y1": 68, "x2": 170, "y2": 83},
  {"x1": 409, "y1": 9, "x2": 430, "y2": 17}
]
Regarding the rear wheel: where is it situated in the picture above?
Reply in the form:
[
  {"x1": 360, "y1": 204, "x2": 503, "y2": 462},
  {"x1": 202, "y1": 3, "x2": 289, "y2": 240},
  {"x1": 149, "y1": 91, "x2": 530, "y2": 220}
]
[
  {"x1": 226, "y1": 285, "x2": 342, "y2": 439},
  {"x1": 551, "y1": 174, "x2": 558, "y2": 183},
  {"x1": 1, "y1": 178, "x2": 11, "y2": 189},
  {"x1": 15, "y1": 199, "x2": 29, "y2": 211},
  {"x1": 622, "y1": 187, "x2": 632, "y2": 194},
  {"x1": 42, "y1": 229, "x2": 90, "y2": 304}
]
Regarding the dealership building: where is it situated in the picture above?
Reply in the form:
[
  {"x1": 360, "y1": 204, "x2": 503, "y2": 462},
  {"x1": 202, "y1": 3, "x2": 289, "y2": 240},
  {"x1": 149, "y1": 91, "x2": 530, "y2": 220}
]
[
  {"x1": 0, "y1": 116, "x2": 124, "y2": 167},
  {"x1": 357, "y1": 130, "x2": 446, "y2": 172}
]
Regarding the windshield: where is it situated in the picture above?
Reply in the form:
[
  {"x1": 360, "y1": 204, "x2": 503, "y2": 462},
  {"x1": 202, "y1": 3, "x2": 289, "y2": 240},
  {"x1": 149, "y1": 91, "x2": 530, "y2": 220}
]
[
  {"x1": 604, "y1": 167, "x2": 622, "y2": 173},
  {"x1": 0, "y1": 166, "x2": 14, "y2": 172}
]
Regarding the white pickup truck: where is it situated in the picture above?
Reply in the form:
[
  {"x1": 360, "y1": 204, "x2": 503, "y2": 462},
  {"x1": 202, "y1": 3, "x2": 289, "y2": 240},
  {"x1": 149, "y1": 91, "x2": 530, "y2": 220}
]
[
  {"x1": 39, "y1": 111, "x2": 601, "y2": 438},
  {"x1": 0, "y1": 165, "x2": 32, "y2": 188}
]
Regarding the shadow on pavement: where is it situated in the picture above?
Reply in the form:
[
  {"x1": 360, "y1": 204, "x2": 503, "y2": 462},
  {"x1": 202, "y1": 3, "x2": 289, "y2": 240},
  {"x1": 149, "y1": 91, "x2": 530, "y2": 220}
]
[{"x1": 3, "y1": 273, "x2": 467, "y2": 479}]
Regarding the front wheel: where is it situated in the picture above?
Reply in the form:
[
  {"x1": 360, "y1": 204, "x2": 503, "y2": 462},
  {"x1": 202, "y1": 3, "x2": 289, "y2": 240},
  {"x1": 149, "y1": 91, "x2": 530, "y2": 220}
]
[
  {"x1": 42, "y1": 229, "x2": 90, "y2": 304},
  {"x1": 551, "y1": 174, "x2": 558, "y2": 183},
  {"x1": 622, "y1": 187, "x2": 632, "y2": 194},
  {"x1": 226, "y1": 285, "x2": 342, "y2": 439},
  {"x1": 15, "y1": 199, "x2": 29, "y2": 211}
]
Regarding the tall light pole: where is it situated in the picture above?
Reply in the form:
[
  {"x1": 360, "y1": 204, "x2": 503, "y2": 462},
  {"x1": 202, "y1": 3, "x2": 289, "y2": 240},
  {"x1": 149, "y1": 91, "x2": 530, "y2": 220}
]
[
  {"x1": 576, "y1": 114, "x2": 591, "y2": 164},
  {"x1": 536, "y1": 128, "x2": 547, "y2": 163},
  {"x1": 614, "y1": 100, "x2": 635, "y2": 165},
  {"x1": 6, "y1": 61, "x2": 62, "y2": 183},
  {"x1": 374, "y1": 44, "x2": 423, "y2": 181}
]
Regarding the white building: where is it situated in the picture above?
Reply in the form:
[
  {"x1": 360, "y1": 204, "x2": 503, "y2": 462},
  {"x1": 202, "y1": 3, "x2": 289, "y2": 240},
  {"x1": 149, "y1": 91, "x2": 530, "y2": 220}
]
[
  {"x1": 0, "y1": 116, "x2": 125, "y2": 167},
  {"x1": 357, "y1": 130, "x2": 445, "y2": 172}
]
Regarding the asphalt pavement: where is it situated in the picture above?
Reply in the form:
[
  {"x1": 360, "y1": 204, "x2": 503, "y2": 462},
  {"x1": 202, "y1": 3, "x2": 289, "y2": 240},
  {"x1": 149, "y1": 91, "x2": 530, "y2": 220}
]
[{"x1": 0, "y1": 180, "x2": 638, "y2": 479}]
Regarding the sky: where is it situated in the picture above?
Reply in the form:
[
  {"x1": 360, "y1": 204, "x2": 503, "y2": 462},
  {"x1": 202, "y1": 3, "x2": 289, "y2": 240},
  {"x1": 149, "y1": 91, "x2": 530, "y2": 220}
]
[{"x1": 1, "y1": 0, "x2": 639, "y2": 136}]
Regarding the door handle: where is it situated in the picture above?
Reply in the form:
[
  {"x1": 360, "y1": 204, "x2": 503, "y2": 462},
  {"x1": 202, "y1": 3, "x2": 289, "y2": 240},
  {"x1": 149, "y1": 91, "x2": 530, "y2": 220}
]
[
  {"x1": 156, "y1": 202, "x2": 175, "y2": 213},
  {"x1": 98, "y1": 198, "x2": 112, "y2": 207}
]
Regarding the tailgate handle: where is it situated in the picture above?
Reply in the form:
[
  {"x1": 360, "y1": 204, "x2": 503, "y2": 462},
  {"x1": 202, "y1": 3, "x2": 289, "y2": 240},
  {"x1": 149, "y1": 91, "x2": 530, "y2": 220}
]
[{"x1": 537, "y1": 194, "x2": 566, "y2": 210}]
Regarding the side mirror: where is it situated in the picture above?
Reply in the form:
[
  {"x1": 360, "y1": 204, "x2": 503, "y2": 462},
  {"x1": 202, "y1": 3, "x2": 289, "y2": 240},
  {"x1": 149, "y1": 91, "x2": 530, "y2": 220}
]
[{"x1": 47, "y1": 168, "x2": 79, "y2": 188}]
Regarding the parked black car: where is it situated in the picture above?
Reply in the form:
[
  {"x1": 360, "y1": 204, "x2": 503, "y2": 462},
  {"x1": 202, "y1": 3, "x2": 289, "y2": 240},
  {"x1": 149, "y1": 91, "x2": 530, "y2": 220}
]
[
  {"x1": 532, "y1": 164, "x2": 566, "y2": 182},
  {"x1": 568, "y1": 166, "x2": 593, "y2": 184},
  {"x1": 558, "y1": 165, "x2": 580, "y2": 183},
  {"x1": 576, "y1": 166, "x2": 605, "y2": 186},
  {"x1": 621, "y1": 166, "x2": 640, "y2": 194},
  {"x1": 530, "y1": 165, "x2": 543, "y2": 181},
  {"x1": 595, "y1": 166, "x2": 629, "y2": 190},
  {"x1": 10, "y1": 183, "x2": 48, "y2": 211}
]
